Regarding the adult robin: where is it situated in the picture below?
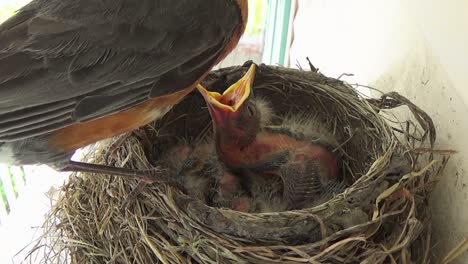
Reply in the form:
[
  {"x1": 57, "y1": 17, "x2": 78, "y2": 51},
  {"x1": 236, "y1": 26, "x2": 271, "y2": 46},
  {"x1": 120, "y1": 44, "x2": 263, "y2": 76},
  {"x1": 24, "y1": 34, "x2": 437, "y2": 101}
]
[
  {"x1": 0, "y1": 0, "x2": 248, "y2": 180},
  {"x1": 197, "y1": 64, "x2": 344, "y2": 209}
]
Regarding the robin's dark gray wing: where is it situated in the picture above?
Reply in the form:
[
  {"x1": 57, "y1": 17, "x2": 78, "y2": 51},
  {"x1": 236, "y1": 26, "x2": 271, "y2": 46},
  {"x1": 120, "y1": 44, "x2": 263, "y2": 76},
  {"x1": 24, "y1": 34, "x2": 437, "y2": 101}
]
[{"x1": 0, "y1": 0, "x2": 242, "y2": 141}]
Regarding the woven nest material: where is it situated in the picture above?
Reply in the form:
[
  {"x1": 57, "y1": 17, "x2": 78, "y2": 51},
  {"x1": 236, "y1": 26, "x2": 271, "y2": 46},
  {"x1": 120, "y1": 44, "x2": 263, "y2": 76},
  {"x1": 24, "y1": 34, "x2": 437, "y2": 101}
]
[{"x1": 31, "y1": 62, "x2": 450, "y2": 263}]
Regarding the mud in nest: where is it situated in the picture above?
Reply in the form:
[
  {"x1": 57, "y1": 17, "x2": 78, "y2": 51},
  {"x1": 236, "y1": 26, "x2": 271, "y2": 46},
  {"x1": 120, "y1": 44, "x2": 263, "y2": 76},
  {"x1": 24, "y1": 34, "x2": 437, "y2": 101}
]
[{"x1": 29, "y1": 63, "x2": 450, "y2": 263}]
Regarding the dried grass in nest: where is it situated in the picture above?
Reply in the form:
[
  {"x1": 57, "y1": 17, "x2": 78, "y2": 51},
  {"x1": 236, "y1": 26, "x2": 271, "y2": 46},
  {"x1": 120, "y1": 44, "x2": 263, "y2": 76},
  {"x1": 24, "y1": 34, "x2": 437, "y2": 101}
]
[{"x1": 29, "y1": 62, "x2": 450, "y2": 263}]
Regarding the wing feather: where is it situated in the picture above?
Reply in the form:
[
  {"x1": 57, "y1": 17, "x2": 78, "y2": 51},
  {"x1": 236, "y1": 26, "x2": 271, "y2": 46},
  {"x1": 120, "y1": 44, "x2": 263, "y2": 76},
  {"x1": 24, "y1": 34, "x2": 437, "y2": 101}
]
[{"x1": 0, "y1": 0, "x2": 242, "y2": 142}]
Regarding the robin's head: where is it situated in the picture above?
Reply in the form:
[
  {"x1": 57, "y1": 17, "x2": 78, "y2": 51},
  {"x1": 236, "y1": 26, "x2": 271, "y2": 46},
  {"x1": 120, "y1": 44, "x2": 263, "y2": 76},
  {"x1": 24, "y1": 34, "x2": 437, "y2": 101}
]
[{"x1": 197, "y1": 64, "x2": 260, "y2": 148}]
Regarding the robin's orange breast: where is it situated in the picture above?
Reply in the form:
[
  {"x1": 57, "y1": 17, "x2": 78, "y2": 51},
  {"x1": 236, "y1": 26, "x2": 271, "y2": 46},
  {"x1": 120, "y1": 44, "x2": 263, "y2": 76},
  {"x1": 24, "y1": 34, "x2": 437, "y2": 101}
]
[{"x1": 50, "y1": 86, "x2": 192, "y2": 152}]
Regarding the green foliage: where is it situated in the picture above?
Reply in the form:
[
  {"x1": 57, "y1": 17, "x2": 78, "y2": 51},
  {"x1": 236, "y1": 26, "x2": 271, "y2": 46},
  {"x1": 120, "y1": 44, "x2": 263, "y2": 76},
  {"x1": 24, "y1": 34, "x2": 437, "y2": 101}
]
[
  {"x1": 0, "y1": 176, "x2": 10, "y2": 213},
  {"x1": 0, "y1": 0, "x2": 30, "y2": 23},
  {"x1": 0, "y1": 4, "x2": 17, "y2": 23},
  {"x1": 20, "y1": 166, "x2": 27, "y2": 184},
  {"x1": 7, "y1": 167, "x2": 18, "y2": 197},
  {"x1": 245, "y1": 0, "x2": 267, "y2": 36}
]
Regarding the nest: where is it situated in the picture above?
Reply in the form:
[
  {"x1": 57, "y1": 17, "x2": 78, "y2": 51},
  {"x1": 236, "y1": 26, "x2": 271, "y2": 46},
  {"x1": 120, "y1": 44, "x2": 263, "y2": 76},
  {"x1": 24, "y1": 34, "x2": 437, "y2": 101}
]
[{"x1": 30, "y1": 62, "x2": 450, "y2": 263}]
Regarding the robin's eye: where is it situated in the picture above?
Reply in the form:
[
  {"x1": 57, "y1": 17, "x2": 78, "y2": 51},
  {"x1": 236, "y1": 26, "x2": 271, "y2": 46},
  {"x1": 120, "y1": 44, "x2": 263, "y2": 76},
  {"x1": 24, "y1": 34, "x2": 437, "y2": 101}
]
[{"x1": 247, "y1": 104, "x2": 256, "y2": 117}]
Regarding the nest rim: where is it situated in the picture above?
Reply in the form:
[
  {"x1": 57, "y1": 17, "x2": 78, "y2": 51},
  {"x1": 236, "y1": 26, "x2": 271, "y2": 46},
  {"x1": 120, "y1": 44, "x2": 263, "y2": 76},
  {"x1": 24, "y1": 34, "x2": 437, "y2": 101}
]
[{"x1": 28, "y1": 63, "x2": 447, "y2": 264}]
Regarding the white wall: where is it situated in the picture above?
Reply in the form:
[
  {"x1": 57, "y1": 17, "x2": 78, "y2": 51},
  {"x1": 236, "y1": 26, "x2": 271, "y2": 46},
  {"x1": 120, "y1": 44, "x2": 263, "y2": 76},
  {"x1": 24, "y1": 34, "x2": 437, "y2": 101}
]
[
  {"x1": 290, "y1": 1, "x2": 468, "y2": 263},
  {"x1": 0, "y1": 166, "x2": 68, "y2": 263},
  {"x1": 405, "y1": 0, "x2": 468, "y2": 107}
]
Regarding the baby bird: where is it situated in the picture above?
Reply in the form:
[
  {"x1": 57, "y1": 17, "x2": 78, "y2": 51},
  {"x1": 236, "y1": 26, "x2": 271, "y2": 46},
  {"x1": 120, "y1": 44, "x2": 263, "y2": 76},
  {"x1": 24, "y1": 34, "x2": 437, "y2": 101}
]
[
  {"x1": 161, "y1": 139, "x2": 343, "y2": 213},
  {"x1": 197, "y1": 64, "x2": 344, "y2": 210},
  {"x1": 161, "y1": 140, "x2": 251, "y2": 212}
]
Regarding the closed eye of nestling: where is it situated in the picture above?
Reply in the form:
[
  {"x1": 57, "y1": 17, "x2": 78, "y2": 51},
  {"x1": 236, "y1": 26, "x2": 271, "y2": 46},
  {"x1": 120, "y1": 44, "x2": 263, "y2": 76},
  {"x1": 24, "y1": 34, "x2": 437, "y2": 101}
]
[{"x1": 247, "y1": 105, "x2": 256, "y2": 117}]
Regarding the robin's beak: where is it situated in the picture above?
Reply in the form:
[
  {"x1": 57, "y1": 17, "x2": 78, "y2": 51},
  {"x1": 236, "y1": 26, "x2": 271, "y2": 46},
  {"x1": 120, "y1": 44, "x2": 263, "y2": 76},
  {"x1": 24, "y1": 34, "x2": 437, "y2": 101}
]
[{"x1": 197, "y1": 64, "x2": 255, "y2": 126}]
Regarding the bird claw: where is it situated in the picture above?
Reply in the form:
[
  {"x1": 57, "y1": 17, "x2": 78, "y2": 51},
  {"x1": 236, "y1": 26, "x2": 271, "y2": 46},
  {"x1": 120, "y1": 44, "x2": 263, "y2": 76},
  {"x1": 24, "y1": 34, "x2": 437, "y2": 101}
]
[{"x1": 138, "y1": 168, "x2": 183, "y2": 189}]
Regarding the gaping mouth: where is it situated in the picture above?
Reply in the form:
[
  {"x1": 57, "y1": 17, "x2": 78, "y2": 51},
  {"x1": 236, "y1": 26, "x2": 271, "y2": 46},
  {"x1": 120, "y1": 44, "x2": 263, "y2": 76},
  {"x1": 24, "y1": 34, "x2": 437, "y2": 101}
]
[{"x1": 197, "y1": 64, "x2": 256, "y2": 113}]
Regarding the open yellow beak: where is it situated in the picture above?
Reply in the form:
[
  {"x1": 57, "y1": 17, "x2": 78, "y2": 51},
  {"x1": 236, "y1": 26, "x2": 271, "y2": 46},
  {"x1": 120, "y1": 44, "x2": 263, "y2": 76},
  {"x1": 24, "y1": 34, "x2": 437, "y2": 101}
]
[{"x1": 197, "y1": 64, "x2": 256, "y2": 112}]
